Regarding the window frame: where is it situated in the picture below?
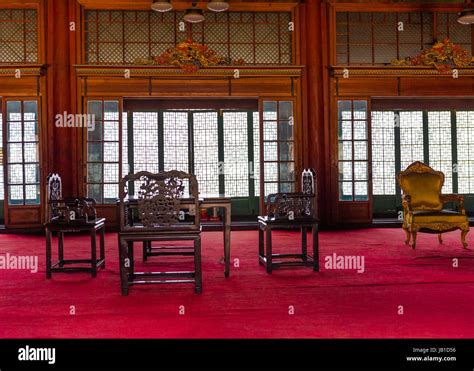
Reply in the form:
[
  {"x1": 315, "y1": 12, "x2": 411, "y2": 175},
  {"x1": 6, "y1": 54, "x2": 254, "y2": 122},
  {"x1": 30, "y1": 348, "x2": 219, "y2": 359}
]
[{"x1": 3, "y1": 97, "x2": 41, "y2": 207}]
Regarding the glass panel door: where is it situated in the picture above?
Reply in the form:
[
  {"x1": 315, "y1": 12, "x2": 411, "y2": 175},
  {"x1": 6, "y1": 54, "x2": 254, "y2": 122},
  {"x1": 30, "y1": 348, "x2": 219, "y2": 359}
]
[{"x1": 371, "y1": 108, "x2": 474, "y2": 218}]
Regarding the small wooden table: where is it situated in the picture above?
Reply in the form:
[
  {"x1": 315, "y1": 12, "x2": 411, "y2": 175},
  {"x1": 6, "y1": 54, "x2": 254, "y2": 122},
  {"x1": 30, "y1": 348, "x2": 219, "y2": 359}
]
[
  {"x1": 45, "y1": 218, "x2": 106, "y2": 278},
  {"x1": 120, "y1": 196, "x2": 232, "y2": 277}
]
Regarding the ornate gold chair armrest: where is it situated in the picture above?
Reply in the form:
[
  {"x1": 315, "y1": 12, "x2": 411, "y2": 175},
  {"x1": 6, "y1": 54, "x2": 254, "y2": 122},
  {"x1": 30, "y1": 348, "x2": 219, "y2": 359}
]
[
  {"x1": 401, "y1": 194, "x2": 412, "y2": 212},
  {"x1": 440, "y1": 194, "x2": 466, "y2": 214}
]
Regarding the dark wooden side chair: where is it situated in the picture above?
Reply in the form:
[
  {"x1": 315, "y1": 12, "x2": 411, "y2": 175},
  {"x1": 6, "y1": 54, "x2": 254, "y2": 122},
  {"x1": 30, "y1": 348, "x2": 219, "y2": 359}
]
[
  {"x1": 258, "y1": 169, "x2": 319, "y2": 273},
  {"x1": 44, "y1": 173, "x2": 106, "y2": 278},
  {"x1": 117, "y1": 170, "x2": 202, "y2": 296}
]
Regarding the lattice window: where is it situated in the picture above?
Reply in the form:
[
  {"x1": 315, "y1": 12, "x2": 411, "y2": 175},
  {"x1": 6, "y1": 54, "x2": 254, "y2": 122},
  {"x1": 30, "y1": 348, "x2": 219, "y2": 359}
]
[
  {"x1": 223, "y1": 112, "x2": 249, "y2": 197},
  {"x1": 122, "y1": 111, "x2": 129, "y2": 176},
  {"x1": 84, "y1": 10, "x2": 292, "y2": 65},
  {"x1": 253, "y1": 111, "x2": 260, "y2": 197},
  {"x1": 86, "y1": 100, "x2": 120, "y2": 204},
  {"x1": 335, "y1": 11, "x2": 474, "y2": 65},
  {"x1": 132, "y1": 112, "x2": 159, "y2": 175},
  {"x1": 436, "y1": 12, "x2": 472, "y2": 54},
  {"x1": 6, "y1": 101, "x2": 40, "y2": 205},
  {"x1": 338, "y1": 100, "x2": 368, "y2": 201},
  {"x1": 0, "y1": 112, "x2": 3, "y2": 201},
  {"x1": 262, "y1": 101, "x2": 295, "y2": 197},
  {"x1": 371, "y1": 111, "x2": 396, "y2": 195},
  {"x1": 163, "y1": 111, "x2": 189, "y2": 173},
  {"x1": 193, "y1": 111, "x2": 220, "y2": 196},
  {"x1": 457, "y1": 111, "x2": 474, "y2": 194},
  {"x1": 428, "y1": 111, "x2": 453, "y2": 193},
  {"x1": 399, "y1": 111, "x2": 424, "y2": 171},
  {"x1": 0, "y1": 9, "x2": 38, "y2": 64}
]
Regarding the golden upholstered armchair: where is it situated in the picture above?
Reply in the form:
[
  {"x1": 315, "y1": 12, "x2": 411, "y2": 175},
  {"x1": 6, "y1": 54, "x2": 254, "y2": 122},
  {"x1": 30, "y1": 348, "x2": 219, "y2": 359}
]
[{"x1": 398, "y1": 162, "x2": 469, "y2": 249}]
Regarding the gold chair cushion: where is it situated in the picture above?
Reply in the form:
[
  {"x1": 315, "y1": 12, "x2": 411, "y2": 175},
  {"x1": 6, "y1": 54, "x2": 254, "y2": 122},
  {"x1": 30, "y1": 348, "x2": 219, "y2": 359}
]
[
  {"x1": 400, "y1": 172, "x2": 443, "y2": 210},
  {"x1": 412, "y1": 210, "x2": 468, "y2": 224}
]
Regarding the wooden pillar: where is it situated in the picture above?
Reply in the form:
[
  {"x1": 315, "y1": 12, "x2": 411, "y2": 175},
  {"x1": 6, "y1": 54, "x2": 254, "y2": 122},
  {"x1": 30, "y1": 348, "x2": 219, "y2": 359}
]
[
  {"x1": 46, "y1": 0, "x2": 77, "y2": 196},
  {"x1": 304, "y1": 0, "x2": 331, "y2": 226}
]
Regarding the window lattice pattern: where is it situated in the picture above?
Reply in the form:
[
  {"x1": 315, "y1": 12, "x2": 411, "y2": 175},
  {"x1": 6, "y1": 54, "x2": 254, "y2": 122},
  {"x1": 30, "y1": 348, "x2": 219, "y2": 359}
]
[
  {"x1": 457, "y1": 111, "x2": 474, "y2": 194},
  {"x1": 262, "y1": 101, "x2": 295, "y2": 197},
  {"x1": 6, "y1": 101, "x2": 40, "y2": 205},
  {"x1": 194, "y1": 12, "x2": 292, "y2": 65},
  {"x1": 428, "y1": 111, "x2": 453, "y2": 193},
  {"x1": 122, "y1": 112, "x2": 129, "y2": 176},
  {"x1": 0, "y1": 113, "x2": 3, "y2": 201},
  {"x1": 253, "y1": 112, "x2": 260, "y2": 197},
  {"x1": 87, "y1": 100, "x2": 120, "y2": 204},
  {"x1": 436, "y1": 13, "x2": 472, "y2": 54},
  {"x1": 84, "y1": 10, "x2": 292, "y2": 65},
  {"x1": 338, "y1": 100, "x2": 369, "y2": 201},
  {"x1": 400, "y1": 111, "x2": 424, "y2": 171},
  {"x1": 193, "y1": 112, "x2": 220, "y2": 196},
  {"x1": 371, "y1": 111, "x2": 396, "y2": 195},
  {"x1": 336, "y1": 11, "x2": 471, "y2": 65},
  {"x1": 132, "y1": 112, "x2": 159, "y2": 174},
  {"x1": 163, "y1": 112, "x2": 189, "y2": 173},
  {"x1": 0, "y1": 9, "x2": 38, "y2": 63},
  {"x1": 223, "y1": 112, "x2": 249, "y2": 197}
]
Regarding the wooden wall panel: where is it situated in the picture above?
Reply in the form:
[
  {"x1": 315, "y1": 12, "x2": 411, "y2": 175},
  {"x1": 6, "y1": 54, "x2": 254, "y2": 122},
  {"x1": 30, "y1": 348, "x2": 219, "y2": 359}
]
[
  {"x1": 231, "y1": 78, "x2": 293, "y2": 97},
  {"x1": 7, "y1": 207, "x2": 41, "y2": 226},
  {"x1": 151, "y1": 79, "x2": 229, "y2": 97},
  {"x1": 336, "y1": 78, "x2": 399, "y2": 96},
  {"x1": 399, "y1": 78, "x2": 474, "y2": 96},
  {"x1": 82, "y1": 78, "x2": 150, "y2": 96},
  {"x1": 337, "y1": 203, "x2": 371, "y2": 224},
  {"x1": 0, "y1": 77, "x2": 38, "y2": 96},
  {"x1": 81, "y1": 76, "x2": 296, "y2": 98}
]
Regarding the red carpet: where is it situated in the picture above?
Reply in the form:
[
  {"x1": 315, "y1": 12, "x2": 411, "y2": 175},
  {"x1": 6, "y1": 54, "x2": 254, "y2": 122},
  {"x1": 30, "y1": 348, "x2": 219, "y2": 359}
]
[{"x1": 1, "y1": 229, "x2": 474, "y2": 338}]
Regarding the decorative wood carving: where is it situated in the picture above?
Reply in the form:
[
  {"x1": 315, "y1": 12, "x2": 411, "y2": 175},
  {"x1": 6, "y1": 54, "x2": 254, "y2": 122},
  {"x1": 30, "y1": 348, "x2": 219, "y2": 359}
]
[
  {"x1": 332, "y1": 66, "x2": 474, "y2": 78},
  {"x1": 265, "y1": 168, "x2": 317, "y2": 220},
  {"x1": 75, "y1": 65, "x2": 303, "y2": 78}
]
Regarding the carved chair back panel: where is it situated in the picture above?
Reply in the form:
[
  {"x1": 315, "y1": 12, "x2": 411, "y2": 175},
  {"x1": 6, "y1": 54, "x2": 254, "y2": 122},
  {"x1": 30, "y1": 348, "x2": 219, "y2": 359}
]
[{"x1": 119, "y1": 171, "x2": 200, "y2": 229}]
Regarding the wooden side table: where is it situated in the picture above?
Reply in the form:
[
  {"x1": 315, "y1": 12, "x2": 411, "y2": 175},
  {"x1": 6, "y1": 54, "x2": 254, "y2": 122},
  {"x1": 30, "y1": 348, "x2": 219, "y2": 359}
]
[{"x1": 45, "y1": 218, "x2": 106, "y2": 278}]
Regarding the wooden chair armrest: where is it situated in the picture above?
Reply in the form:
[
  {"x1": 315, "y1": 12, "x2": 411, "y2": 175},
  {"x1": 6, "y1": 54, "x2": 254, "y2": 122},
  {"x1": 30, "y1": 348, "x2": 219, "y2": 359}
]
[{"x1": 440, "y1": 194, "x2": 466, "y2": 214}]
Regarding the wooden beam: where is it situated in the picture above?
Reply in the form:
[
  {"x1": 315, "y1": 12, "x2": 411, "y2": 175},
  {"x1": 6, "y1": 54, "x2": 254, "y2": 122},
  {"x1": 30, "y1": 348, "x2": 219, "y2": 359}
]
[{"x1": 77, "y1": 0, "x2": 298, "y2": 11}]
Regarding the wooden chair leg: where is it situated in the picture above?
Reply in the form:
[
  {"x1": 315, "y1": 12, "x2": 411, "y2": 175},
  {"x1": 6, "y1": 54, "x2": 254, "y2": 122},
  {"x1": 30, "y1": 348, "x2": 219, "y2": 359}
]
[
  {"x1": 194, "y1": 236, "x2": 202, "y2": 293},
  {"x1": 301, "y1": 226, "x2": 307, "y2": 261},
  {"x1": 312, "y1": 223, "x2": 319, "y2": 272},
  {"x1": 46, "y1": 229, "x2": 52, "y2": 279},
  {"x1": 58, "y1": 231, "x2": 64, "y2": 266},
  {"x1": 128, "y1": 242, "x2": 134, "y2": 281},
  {"x1": 438, "y1": 233, "x2": 443, "y2": 244},
  {"x1": 411, "y1": 231, "x2": 417, "y2": 249},
  {"x1": 461, "y1": 228, "x2": 469, "y2": 249},
  {"x1": 258, "y1": 225, "x2": 264, "y2": 265},
  {"x1": 90, "y1": 229, "x2": 97, "y2": 278},
  {"x1": 266, "y1": 227, "x2": 272, "y2": 274},
  {"x1": 118, "y1": 238, "x2": 129, "y2": 296},
  {"x1": 403, "y1": 228, "x2": 411, "y2": 245},
  {"x1": 100, "y1": 226, "x2": 106, "y2": 269},
  {"x1": 143, "y1": 241, "x2": 148, "y2": 261}
]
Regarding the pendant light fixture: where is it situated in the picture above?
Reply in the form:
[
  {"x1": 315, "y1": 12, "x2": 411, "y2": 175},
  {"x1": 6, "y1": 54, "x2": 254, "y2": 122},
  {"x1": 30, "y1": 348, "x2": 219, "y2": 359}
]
[
  {"x1": 184, "y1": 2, "x2": 205, "y2": 23},
  {"x1": 151, "y1": 0, "x2": 173, "y2": 12},
  {"x1": 207, "y1": 0, "x2": 229, "y2": 12},
  {"x1": 458, "y1": 0, "x2": 474, "y2": 25},
  {"x1": 457, "y1": 9, "x2": 474, "y2": 25}
]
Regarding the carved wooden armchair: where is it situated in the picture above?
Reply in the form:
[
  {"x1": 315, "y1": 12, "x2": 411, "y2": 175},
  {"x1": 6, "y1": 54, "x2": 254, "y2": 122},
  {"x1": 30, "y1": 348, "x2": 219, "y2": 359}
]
[
  {"x1": 398, "y1": 162, "x2": 470, "y2": 249},
  {"x1": 258, "y1": 168, "x2": 319, "y2": 273},
  {"x1": 117, "y1": 170, "x2": 201, "y2": 295},
  {"x1": 44, "y1": 173, "x2": 106, "y2": 278}
]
